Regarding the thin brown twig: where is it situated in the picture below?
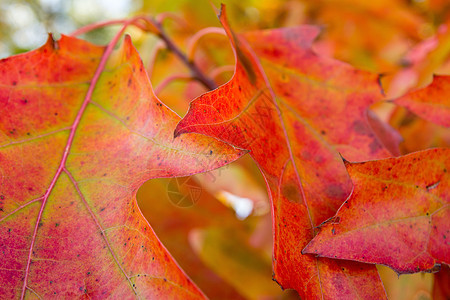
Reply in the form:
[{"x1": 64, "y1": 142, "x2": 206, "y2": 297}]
[
  {"x1": 70, "y1": 16, "x2": 218, "y2": 91},
  {"x1": 150, "y1": 20, "x2": 218, "y2": 91}
]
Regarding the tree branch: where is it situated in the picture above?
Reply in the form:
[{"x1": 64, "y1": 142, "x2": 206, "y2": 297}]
[{"x1": 153, "y1": 22, "x2": 218, "y2": 91}]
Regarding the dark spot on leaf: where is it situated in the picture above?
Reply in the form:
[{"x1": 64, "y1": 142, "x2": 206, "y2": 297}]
[
  {"x1": 55, "y1": 223, "x2": 59, "y2": 227},
  {"x1": 369, "y1": 140, "x2": 380, "y2": 154},
  {"x1": 282, "y1": 183, "x2": 301, "y2": 203},
  {"x1": 38, "y1": 222, "x2": 43, "y2": 227},
  {"x1": 54, "y1": 112, "x2": 58, "y2": 116},
  {"x1": 12, "y1": 81, "x2": 17, "y2": 86},
  {"x1": 0, "y1": 195, "x2": 4, "y2": 200},
  {"x1": 325, "y1": 184, "x2": 346, "y2": 199},
  {"x1": 352, "y1": 120, "x2": 367, "y2": 134},
  {"x1": 209, "y1": 150, "x2": 213, "y2": 155}
]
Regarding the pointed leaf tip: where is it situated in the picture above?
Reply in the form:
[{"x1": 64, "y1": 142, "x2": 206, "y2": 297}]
[{"x1": 217, "y1": 3, "x2": 226, "y2": 19}]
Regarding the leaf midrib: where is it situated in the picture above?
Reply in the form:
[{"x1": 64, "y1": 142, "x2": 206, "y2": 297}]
[{"x1": 19, "y1": 39, "x2": 139, "y2": 299}]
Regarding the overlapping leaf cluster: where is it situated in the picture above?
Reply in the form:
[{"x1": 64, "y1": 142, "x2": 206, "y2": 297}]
[{"x1": 0, "y1": 1, "x2": 449, "y2": 299}]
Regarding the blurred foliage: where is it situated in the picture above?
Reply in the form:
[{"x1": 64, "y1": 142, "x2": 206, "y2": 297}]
[{"x1": 1, "y1": 0, "x2": 449, "y2": 299}]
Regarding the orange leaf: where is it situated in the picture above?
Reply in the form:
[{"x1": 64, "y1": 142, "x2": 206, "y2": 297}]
[
  {"x1": 303, "y1": 148, "x2": 449, "y2": 274},
  {"x1": 395, "y1": 75, "x2": 450, "y2": 127},
  {"x1": 0, "y1": 34, "x2": 245, "y2": 298},
  {"x1": 175, "y1": 6, "x2": 388, "y2": 298}
]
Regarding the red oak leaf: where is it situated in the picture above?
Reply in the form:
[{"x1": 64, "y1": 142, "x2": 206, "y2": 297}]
[
  {"x1": 0, "y1": 34, "x2": 245, "y2": 298},
  {"x1": 175, "y1": 6, "x2": 390, "y2": 299},
  {"x1": 304, "y1": 148, "x2": 449, "y2": 274}
]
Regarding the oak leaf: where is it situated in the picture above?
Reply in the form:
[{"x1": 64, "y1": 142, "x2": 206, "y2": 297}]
[
  {"x1": 303, "y1": 148, "x2": 449, "y2": 274},
  {"x1": 0, "y1": 34, "x2": 245, "y2": 298},
  {"x1": 175, "y1": 6, "x2": 390, "y2": 299}
]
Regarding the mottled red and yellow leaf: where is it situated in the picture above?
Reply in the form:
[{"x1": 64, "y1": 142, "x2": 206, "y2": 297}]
[{"x1": 0, "y1": 34, "x2": 244, "y2": 298}]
